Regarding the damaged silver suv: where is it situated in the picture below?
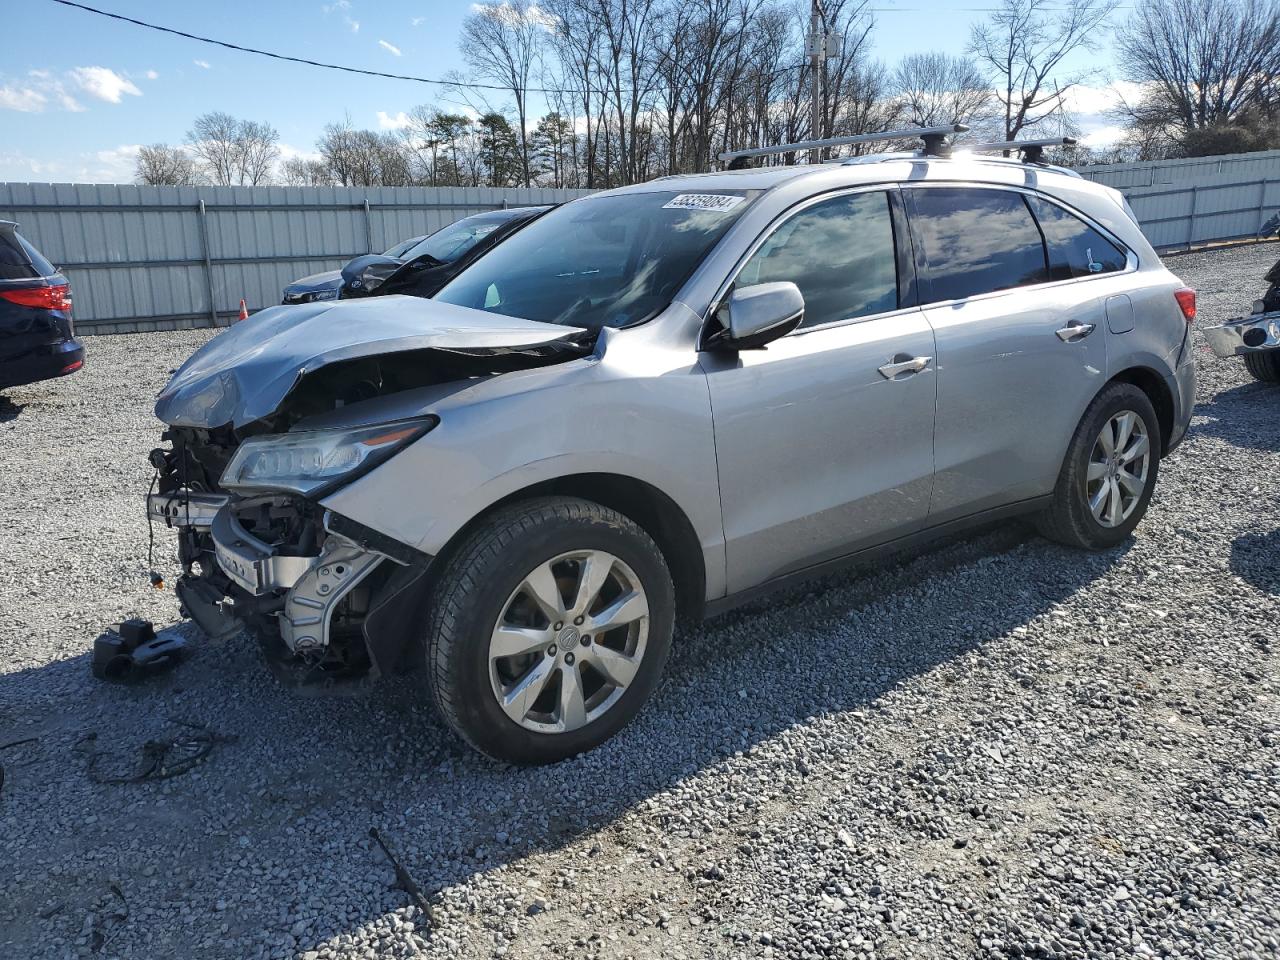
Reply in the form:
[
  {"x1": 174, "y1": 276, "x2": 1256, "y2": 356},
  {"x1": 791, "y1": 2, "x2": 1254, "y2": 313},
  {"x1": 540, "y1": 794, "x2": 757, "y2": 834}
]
[{"x1": 148, "y1": 129, "x2": 1196, "y2": 764}]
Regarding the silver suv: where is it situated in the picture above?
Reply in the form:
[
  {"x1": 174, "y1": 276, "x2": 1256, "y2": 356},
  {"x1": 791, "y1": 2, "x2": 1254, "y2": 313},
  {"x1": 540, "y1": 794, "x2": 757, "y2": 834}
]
[{"x1": 148, "y1": 131, "x2": 1196, "y2": 763}]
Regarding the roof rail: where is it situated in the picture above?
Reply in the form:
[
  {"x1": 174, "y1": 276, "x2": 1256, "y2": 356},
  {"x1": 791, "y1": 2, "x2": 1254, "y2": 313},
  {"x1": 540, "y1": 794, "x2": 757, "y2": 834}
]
[
  {"x1": 962, "y1": 136, "x2": 1077, "y2": 164},
  {"x1": 719, "y1": 124, "x2": 969, "y2": 169}
]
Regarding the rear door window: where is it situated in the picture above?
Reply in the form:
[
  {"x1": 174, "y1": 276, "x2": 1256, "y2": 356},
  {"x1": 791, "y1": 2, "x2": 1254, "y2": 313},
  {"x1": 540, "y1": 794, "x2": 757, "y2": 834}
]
[
  {"x1": 735, "y1": 191, "x2": 899, "y2": 329},
  {"x1": 907, "y1": 187, "x2": 1049, "y2": 303},
  {"x1": 1025, "y1": 195, "x2": 1127, "y2": 279}
]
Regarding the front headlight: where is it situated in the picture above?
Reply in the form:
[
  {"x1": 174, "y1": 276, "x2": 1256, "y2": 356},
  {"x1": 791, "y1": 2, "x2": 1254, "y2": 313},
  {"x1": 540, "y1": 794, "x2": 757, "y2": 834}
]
[
  {"x1": 221, "y1": 418, "x2": 436, "y2": 495},
  {"x1": 307, "y1": 288, "x2": 340, "y2": 302}
]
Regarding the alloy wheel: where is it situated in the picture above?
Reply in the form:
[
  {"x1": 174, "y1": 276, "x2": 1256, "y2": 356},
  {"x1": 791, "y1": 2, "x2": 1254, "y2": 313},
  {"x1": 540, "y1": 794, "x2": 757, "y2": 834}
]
[
  {"x1": 1086, "y1": 410, "x2": 1150, "y2": 528},
  {"x1": 488, "y1": 549, "x2": 650, "y2": 733}
]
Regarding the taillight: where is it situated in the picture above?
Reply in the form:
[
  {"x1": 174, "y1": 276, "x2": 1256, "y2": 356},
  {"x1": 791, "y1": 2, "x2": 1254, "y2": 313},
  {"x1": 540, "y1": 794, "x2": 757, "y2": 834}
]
[
  {"x1": 0, "y1": 282, "x2": 72, "y2": 315},
  {"x1": 1174, "y1": 287, "x2": 1196, "y2": 322}
]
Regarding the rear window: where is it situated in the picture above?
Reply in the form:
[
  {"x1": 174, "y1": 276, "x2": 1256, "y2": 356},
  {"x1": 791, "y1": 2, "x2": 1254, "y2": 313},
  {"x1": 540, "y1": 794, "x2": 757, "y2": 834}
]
[
  {"x1": 0, "y1": 230, "x2": 55, "y2": 280},
  {"x1": 1025, "y1": 195, "x2": 1127, "y2": 280},
  {"x1": 907, "y1": 187, "x2": 1049, "y2": 303}
]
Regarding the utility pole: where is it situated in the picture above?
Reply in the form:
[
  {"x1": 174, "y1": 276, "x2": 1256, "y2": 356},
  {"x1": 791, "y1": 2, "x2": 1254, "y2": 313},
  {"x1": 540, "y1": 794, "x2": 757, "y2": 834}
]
[{"x1": 808, "y1": 0, "x2": 824, "y2": 164}]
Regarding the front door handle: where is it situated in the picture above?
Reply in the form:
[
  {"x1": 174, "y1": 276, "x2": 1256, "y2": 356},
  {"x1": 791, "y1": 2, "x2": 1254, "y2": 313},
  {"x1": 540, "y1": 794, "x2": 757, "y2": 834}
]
[
  {"x1": 878, "y1": 354, "x2": 933, "y2": 379},
  {"x1": 1056, "y1": 320, "x2": 1096, "y2": 342}
]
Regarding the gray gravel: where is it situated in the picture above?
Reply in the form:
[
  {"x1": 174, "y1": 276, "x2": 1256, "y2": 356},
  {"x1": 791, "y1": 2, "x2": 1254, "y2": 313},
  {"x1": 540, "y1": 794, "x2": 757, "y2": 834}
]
[{"x1": 2, "y1": 243, "x2": 1278, "y2": 960}]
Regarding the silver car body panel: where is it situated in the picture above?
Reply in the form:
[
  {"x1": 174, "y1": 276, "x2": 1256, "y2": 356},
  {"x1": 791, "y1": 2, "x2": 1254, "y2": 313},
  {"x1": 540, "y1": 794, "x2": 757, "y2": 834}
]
[
  {"x1": 154, "y1": 295, "x2": 586, "y2": 429},
  {"x1": 156, "y1": 154, "x2": 1196, "y2": 609}
]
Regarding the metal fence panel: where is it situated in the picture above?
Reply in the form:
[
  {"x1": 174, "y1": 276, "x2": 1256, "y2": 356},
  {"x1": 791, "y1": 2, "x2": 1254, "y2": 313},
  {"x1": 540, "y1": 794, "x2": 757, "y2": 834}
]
[
  {"x1": 0, "y1": 182, "x2": 590, "y2": 331},
  {"x1": 8, "y1": 159, "x2": 1280, "y2": 333}
]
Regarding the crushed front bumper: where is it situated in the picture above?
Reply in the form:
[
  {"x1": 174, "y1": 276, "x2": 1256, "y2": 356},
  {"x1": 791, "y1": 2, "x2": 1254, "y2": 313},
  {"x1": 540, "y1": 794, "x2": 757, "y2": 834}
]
[
  {"x1": 148, "y1": 490, "x2": 426, "y2": 681},
  {"x1": 1204, "y1": 311, "x2": 1280, "y2": 358}
]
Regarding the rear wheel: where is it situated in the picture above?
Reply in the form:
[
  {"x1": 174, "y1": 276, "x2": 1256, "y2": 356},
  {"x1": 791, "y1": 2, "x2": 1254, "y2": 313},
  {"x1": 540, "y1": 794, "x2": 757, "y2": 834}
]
[
  {"x1": 1038, "y1": 382, "x2": 1161, "y2": 550},
  {"x1": 1244, "y1": 351, "x2": 1280, "y2": 382},
  {"x1": 425, "y1": 497, "x2": 674, "y2": 764}
]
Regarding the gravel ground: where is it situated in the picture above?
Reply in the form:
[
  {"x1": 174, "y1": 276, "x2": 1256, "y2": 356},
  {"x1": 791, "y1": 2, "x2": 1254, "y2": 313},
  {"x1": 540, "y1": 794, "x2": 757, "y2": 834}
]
[{"x1": 1, "y1": 243, "x2": 1278, "y2": 960}]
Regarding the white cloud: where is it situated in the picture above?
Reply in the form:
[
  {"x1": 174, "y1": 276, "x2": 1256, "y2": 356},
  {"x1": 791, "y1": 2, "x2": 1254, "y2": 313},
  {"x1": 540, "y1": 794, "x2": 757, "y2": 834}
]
[
  {"x1": 411, "y1": 16, "x2": 425, "y2": 26},
  {"x1": 70, "y1": 66, "x2": 142, "y2": 104},
  {"x1": 378, "y1": 40, "x2": 402, "y2": 56},
  {"x1": 1081, "y1": 124, "x2": 1126, "y2": 148},
  {"x1": 0, "y1": 143, "x2": 142, "y2": 183},
  {"x1": 0, "y1": 84, "x2": 48, "y2": 112},
  {"x1": 376, "y1": 110, "x2": 412, "y2": 130},
  {"x1": 145, "y1": 69, "x2": 159, "y2": 80},
  {"x1": 194, "y1": 59, "x2": 211, "y2": 69},
  {"x1": 469, "y1": 2, "x2": 555, "y2": 30},
  {"x1": 279, "y1": 143, "x2": 324, "y2": 163},
  {"x1": 323, "y1": 1, "x2": 359, "y2": 32},
  {"x1": 0, "y1": 73, "x2": 84, "y2": 113}
]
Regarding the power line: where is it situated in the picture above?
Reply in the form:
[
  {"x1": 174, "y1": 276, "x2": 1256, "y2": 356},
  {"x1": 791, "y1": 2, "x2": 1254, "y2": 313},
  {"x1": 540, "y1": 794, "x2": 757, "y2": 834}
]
[{"x1": 46, "y1": 0, "x2": 808, "y2": 97}]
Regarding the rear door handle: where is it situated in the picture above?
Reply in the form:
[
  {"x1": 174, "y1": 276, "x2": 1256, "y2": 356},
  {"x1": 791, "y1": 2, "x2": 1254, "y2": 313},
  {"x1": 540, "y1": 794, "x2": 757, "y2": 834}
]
[
  {"x1": 1056, "y1": 320, "x2": 1096, "y2": 342},
  {"x1": 878, "y1": 355, "x2": 933, "y2": 379}
]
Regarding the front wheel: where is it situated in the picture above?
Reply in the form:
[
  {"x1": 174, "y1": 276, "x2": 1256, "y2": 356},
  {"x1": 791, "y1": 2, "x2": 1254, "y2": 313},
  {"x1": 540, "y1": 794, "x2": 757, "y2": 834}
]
[
  {"x1": 1037, "y1": 382, "x2": 1162, "y2": 550},
  {"x1": 424, "y1": 497, "x2": 675, "y2": 764}
]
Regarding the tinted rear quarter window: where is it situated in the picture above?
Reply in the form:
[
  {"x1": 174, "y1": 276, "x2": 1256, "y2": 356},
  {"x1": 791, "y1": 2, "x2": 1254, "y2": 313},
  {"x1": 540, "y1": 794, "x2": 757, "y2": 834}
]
[
  {"x1": 0, "y1": 231, "x2": 38, "y2": 280},
  {"x1": 908, "y1": 187, "x2": 1049, "y2": 303},
  {"x1": 1026, "y1": 195, "x2": 1127, "y2": 279}
]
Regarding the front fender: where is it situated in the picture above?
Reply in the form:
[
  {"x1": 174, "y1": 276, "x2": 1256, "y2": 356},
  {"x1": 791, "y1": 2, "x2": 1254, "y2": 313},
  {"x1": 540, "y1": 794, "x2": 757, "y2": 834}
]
[{"x1": 319, "y1": 332, "x2": 727, "y2": 599}]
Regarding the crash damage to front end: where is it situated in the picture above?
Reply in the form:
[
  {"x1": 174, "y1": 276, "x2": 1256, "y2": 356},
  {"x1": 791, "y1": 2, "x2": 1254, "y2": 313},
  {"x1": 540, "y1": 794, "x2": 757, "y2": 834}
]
[{"x1": 145, "y1": 296, "x2": 588, "y2": 690}]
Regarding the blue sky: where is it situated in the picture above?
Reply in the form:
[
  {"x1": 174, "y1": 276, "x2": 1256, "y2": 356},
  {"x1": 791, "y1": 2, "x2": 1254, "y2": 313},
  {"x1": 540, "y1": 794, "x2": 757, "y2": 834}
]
[{"x1": 1, "y1": 0, "x2": 1129, "y2": 183}]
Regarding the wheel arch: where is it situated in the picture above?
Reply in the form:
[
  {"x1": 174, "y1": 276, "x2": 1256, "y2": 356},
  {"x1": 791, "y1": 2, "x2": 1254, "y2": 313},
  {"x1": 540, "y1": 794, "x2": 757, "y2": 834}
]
[
  {"x1": 432, "y1": 472, "x2": 708, "y2": 623},
  {"x1": 1107, "y1": 365, "x2": 1175, "y2": 454}
]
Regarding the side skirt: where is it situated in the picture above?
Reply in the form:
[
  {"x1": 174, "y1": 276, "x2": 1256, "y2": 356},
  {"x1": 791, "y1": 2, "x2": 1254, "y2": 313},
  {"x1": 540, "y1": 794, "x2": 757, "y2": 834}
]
[{"x1": 702, "y1": 495, "x2": 1052, "y2": 619}]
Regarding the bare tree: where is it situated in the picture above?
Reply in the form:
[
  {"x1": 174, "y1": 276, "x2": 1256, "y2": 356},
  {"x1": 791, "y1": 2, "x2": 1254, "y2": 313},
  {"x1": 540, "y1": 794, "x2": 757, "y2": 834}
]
[
  {"x1": 969, "y1": 0, "x2": 1118, "y2": 141},
  {"x1": 461, "y1": 1, "x2": 547, "y2": 186},
  {"x1": 316, "y1": 119, "x2": 413, "y2": 186},
  {"x1": 185, "y1": 112, "x2": 280, "y2": 185},
  {"x1": 280, "y1": 157, "x2": 333, "y2": 186},
  {"x1": 892, "y1": 52, "x2": 997, "y2": 135},
  {"x1": 134, "y1": 143, "x2": 197, "y2": 185},
  {"x1": 1116, "y1": 0, "x2": 1280, "y2": 154},
  {"x1": 235, "y1": 120, "x2": 281, "y2": 186},
  {"x1": 186, "y1": 111, "x2": 240, "y2": 185}
]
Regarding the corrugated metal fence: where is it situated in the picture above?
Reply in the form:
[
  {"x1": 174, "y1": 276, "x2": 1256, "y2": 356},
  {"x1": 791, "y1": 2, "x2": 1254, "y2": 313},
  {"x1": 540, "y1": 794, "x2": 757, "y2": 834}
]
[
  {"x1": 1078, "y1": 149, "x2": 1280, "y2": 252},
  {"x1": 0, "y1": 182, "x2": 589, "y2": 334},
  {"x1": 9, "y1": 153, "x2": 1280, "y2": 334}
]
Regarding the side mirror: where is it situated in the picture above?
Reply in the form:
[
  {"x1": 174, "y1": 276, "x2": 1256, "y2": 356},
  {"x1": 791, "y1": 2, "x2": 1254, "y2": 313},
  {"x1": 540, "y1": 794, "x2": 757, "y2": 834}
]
[{"x1": 717, "y1": 282, "x2": 804, "y2": 350}]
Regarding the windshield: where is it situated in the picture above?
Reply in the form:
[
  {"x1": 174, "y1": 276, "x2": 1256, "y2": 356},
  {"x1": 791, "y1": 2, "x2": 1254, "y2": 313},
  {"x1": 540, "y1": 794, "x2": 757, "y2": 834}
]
[
  {"x1": 401, "y1": 212, "x2": 521, "y2": 265},
  {"x1": 381, "y1": 236, "x2": 422, "y2": 259},
  {"x1": 434, "y1": 190, "x2": 754, "y2": 331}
]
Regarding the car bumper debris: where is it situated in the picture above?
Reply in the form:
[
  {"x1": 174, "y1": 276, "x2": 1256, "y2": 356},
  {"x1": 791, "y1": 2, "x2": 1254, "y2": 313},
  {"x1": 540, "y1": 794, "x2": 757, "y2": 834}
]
[{"x1": 1204, "y1": 310, "x2": 1280, "y2": 357}]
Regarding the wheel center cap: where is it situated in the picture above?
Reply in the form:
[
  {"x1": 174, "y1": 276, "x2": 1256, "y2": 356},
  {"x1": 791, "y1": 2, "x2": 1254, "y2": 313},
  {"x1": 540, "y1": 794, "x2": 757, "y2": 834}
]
[{"x1": 556, "y1": 626, "x2": 581, "y2": 651}]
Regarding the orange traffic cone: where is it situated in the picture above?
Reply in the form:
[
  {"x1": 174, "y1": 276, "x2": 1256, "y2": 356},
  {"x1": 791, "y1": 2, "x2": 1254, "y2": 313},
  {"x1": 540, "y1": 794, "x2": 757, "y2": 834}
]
[{"x1": 237, "y1": 299, "x2": 249, "y2": 322}]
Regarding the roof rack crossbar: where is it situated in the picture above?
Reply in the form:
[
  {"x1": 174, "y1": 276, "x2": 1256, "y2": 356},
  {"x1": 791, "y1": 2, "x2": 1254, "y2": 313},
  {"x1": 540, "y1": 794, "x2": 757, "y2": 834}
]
[
  {"x1": 962, "y1": 137, "x2": 1077, "y2": 163},
  {"x1": 718, "y1": 124, "x2": 968, "y2": 168}
]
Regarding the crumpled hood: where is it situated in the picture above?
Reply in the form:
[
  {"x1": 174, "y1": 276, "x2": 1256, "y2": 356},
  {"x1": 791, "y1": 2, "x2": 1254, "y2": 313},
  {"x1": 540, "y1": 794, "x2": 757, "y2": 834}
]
[
  {"x1": 155, "y1": 295, "x2": 585, "y2": 428},
  {"x1": 283, "y1": 270, "x2": 342, "y2": 293}
]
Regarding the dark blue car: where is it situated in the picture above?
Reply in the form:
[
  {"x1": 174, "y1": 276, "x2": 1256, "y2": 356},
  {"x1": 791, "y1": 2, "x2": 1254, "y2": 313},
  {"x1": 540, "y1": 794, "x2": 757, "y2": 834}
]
[{"x1": 0, "y1": 220, "x2": 83, "y2": 390}]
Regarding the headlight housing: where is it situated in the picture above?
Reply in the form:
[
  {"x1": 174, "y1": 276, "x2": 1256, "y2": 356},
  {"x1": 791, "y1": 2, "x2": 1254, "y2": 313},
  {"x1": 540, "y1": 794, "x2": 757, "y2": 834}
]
[
  {"x1": 306, "y1": 288, "x2": 340, "y2": 302},
  {"x1": 221, "y1": 417, "x2": 437, "y2": 495}
]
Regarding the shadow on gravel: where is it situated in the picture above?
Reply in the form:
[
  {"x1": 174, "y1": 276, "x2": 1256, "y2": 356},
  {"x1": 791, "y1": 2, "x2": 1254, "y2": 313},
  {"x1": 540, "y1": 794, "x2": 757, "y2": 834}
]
[
  {"x1": 1195, "y1": 379, "x2": 1280, "y2": 452},
  {"x1": 0, "y1": 522, "x2": 1132, "y2": 957},
  {"x1": 0, "y1": 394, "x2": 24, "y2": 422},
  {"x1": 1229, "y1": 528, "x2": 1280, "y2": 595}
]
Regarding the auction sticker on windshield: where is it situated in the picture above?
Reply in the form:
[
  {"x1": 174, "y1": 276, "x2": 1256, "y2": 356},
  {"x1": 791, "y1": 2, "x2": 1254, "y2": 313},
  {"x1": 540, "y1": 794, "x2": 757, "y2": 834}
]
[{"x1": 663, "y1": 194, "x2": 746, "y2": 213}]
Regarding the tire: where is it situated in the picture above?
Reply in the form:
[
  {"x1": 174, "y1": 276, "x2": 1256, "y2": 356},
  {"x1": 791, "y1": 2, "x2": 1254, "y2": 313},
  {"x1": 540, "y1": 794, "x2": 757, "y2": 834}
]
[
  {"x1": 1037, "y1": 382, "x2": 1162, "y2": 550},
  {"x1": 1244, "y1": 351, "x2": 1280, "y2": 383},
  {"x1": 425, "y1": 496, "x2": 675, "y2": 765}
]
